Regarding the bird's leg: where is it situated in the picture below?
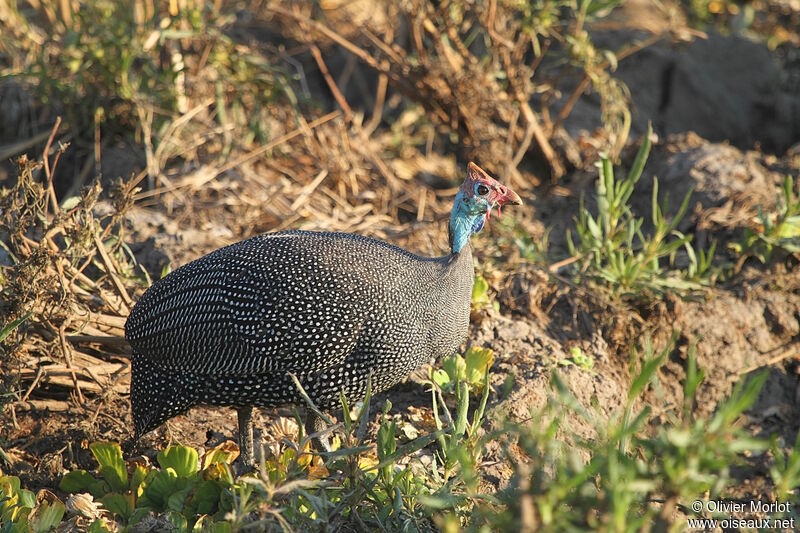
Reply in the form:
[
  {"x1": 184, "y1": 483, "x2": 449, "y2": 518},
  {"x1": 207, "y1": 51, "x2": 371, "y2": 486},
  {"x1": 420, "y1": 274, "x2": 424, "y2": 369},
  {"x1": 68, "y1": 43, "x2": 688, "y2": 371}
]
[
  {"x1": 237, "y1": 405, "x2": 255, "y2": 468},
  {"x1": 305, "y1": 411, "x2": 333, "y2": 453}
]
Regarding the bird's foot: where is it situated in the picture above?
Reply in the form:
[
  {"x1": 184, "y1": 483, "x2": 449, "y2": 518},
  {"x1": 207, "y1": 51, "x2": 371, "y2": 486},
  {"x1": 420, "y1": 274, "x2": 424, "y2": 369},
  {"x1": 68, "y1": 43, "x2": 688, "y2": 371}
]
[{"x1": 305, "y1": 411, "x2": 336, "y2": 454}]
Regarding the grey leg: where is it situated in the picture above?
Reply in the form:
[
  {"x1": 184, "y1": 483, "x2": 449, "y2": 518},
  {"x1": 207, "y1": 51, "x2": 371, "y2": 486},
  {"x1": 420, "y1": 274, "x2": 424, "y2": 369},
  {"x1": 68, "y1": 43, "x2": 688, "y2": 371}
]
[
  {"x1": 304, "y1": 411, "x2": 333, "y2": 453},
  {"x1": 237, "y1": 405, "x2": 254, "y2": 467}
]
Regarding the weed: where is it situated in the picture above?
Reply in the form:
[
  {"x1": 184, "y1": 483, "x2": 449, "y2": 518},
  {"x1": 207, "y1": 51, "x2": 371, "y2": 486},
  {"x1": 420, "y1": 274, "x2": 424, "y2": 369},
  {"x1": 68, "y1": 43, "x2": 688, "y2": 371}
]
[
  {"x1": 1, "y1": 476, "x2": 65, "y2": 533},
  {"x1": 770, "y1": 431, "x2": 800, "y2": 502},
  {"x1": 730, "y1": 175, "x2": 800, "y2": 266},
  {"x1": 470, "y1": 274, "x2": 496, "y2": 314},
  {"x1": 1, "y1": 0, "x2": 297, "y2": 179},
  {"x1": 567, "y1": 125, "x2": 716, "y2": 297},
  {"x1": 558, "y1": 346, "x2": 594, "y2": 371},
  {"x1": 470, "y1": 336, "x2": 769, "y2": 532}
]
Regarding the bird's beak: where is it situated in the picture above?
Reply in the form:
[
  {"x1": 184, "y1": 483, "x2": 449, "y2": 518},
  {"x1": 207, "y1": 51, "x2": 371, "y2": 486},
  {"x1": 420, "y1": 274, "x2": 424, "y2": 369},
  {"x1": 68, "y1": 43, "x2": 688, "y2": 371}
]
[
  {"x1": 487, "y1": 186, "x2": 523, "y2": 221},
  {"x1": 498, "y1": 188, "x2": 523, "y2": 206}
]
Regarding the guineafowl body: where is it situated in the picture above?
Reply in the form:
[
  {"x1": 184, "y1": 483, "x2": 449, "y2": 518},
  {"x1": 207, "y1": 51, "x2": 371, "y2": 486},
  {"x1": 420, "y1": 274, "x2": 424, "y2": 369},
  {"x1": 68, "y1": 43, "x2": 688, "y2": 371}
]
[{"x1": 126, "y1": 162, "x2": 521, "y2": 464}]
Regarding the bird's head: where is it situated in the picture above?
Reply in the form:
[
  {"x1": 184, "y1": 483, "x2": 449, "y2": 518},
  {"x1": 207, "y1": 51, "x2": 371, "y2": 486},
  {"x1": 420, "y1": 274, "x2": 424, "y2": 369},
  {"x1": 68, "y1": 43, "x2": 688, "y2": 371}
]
[{"x1": 449, "y1": 162, "x2": 523, "y2": 254}]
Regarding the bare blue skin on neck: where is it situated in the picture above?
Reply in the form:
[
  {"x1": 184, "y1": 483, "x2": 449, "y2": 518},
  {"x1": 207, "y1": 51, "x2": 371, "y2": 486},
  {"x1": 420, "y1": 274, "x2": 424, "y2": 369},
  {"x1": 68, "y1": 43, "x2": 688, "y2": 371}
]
[{"x1": 449, "y1": 190, "x2": 490, "y2": 254}]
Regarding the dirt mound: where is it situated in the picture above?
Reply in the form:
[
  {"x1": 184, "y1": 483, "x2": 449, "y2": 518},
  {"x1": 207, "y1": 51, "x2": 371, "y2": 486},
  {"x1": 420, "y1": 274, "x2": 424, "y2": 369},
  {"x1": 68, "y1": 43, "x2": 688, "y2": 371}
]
[{"x1": 565, "y1": 30, "x2": 800, "y2": 154}]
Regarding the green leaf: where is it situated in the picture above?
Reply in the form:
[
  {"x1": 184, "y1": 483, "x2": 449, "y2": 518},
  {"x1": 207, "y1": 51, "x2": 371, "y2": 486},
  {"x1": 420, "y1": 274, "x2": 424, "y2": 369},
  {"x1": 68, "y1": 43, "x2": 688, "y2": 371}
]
[
  {"x1": 166, "y1": 483, "x2": 193, "y2": 513},
  {"x1": 0, "y1": 476, "x2": 21, "y2": 498},
  {"x1": 628, "y1": 350, "x2": 665, "y2": 401},
  {"x1": 27, "y1": 490, "x2": 65, "y2": 533},
  {"x1": 87, "y1": 518, "x2": 114, "y2": 533},
  {"x1": 212, "y1": 522, "x2": 232, "y2": 533},
  {"x1": 627, "y1": 122, "x2": 652, "y2": 185},
  {"x1": 158, "y1": 445, "x2": 199, "y2": 478},
  {"x1": 139, "y1": 469, "x2": 182, "y2": 511},
  {"x1": 442, "y1": 354, "x2": 466, "y2": 385},
  {"x1": 0, "y1": 312, "x2": 32, "y2": 344},
  {"x1": 377, "y1": 419, "x2": 397, "y2": 461},
  {"x1": 59, "y1": 470, "x2": 98, "y2": 493},
  {"x1": 89, "y1": 442, "x2": 128, "y2": 492},
  {"x1": 129, "y1": 464, "x2": 148, "y2": 494},
  {"x1": 187, "y1": 480, "x2": 221, "y2": 517},
  {"x1": 164, "y1": 510, "x2": 188, "y2": 530},
  {"x1": 431, "y1": 369, "x2": 451, "y2": 389},
  {"x1": 100, "y1": 492, "x2": 133, "y2": 522},
  {"x1": 464, "y1": 347, "x2": 494, "y2": 390},
  {"x1": 19, "y1": 489, "x2": 36, "y2": 509},
  {"x1": 471, "y1": 274, "x2": 490, "y2": 307},
  {"x1": 87, "y1": 479, "x2": 110, "y2": 500}
]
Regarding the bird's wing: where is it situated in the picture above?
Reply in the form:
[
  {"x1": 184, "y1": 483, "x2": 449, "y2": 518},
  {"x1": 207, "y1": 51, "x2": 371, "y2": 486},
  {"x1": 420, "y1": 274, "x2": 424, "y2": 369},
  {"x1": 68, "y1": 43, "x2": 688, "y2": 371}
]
[{"x1": 125, "y1": 234, "x2": 366, "y2": 375}]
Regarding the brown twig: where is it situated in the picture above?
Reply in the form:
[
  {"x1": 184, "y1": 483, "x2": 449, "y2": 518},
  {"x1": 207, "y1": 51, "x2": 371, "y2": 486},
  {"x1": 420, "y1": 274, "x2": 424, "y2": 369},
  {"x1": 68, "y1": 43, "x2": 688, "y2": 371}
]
[
  {"x1": 310, "y1": 45, "x2": 353, "y2": 119},
  {"x1": 552, "y1": 33, "x2": 664, "y2": 133},
  {"x1": 135, "y1": 110, "x2": 342, "y2": 200},
  {"x1": 487, "y1": 0, "x2": 515, "y2": 49},
  {"x1": 92, "y1": 232, "x2": 133, "y2": 312},
  {"x1": 59, "y1": 322, "x2": 85, "y2": 404},
  {"x1": 500, "y1": 49, "x2": 565, "y2": 181},
  {"x1": 42, "y1": 117, "x2": 62, "y2": 216},
  {"x1": 737, "y1": 343, "x2": 800, "y2": 376},
  {"x1": 364, "y1": 73, "x2": 388, "y2": 135}
]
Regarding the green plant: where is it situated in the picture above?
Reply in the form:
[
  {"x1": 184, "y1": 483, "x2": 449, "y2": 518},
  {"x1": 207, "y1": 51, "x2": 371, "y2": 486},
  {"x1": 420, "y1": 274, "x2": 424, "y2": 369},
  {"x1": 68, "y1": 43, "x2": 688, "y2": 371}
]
[
  {"x1": 471, "y1": 273, "x2": 496, "y2": 313},
  {"x1": 0, "y1": 312, "x2": 32, "y2": 345},
  {"x1": 514, "y1": 0, "x2": 631, "y2": 157},
  {"x1": 770, "y1": 431, "x2": 800, "y2": 502},
  {"x1": 2, "y1": 0, "x2": 296, "y2": 178},
  {"x1": 0, "y1": 476, "x2": 65, "y2": 533},
  {"x1": 567, "y1": 125, "x2": 715, "y2": 297},
  {"x1": 470, "y1": 336, "x2": 768, "y2": 532},
  {"x1": 431, "y1": 348, "x2": 494, "y2": 396},
  {"x1": 558, "y1": 346, "x2": 594, "y2": 371},
  {"x1": 730, "y1": 175, "x2": 800, "y2": 265},
  {"x1": 59, "y1": 441, "x2": 239, "y2": 530},
  {"x1": 271, "y1": 365, "x2": 492, "y2": 531}
]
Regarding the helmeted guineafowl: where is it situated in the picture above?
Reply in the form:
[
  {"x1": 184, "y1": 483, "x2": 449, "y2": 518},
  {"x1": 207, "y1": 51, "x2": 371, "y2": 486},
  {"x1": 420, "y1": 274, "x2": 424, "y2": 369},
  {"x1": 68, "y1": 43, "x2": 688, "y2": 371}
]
[{"x1": 125, "y1": 162, "x2": 522, "y2": 465}]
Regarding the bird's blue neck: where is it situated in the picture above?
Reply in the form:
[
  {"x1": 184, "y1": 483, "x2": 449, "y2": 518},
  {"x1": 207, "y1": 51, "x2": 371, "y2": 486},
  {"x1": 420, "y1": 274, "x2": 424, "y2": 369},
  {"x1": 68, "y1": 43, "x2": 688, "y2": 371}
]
[{"x1": 449, "y1": 191, "x2": 486, "y2": 254}]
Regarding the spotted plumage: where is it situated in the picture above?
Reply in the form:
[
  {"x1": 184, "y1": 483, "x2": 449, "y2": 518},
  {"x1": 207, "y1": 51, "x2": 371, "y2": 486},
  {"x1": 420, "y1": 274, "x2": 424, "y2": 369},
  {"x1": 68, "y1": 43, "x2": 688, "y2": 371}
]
[{"x1": 126, "y1": 162, "x2": 521, "y2": 464}]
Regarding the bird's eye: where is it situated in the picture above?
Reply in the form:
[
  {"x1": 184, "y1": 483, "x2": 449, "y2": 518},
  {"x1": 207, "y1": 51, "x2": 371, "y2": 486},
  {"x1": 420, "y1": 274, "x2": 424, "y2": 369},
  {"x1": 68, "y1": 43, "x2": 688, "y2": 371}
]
[{"x1": 476, "y1": 184, "x2": 490, "y2": 196}]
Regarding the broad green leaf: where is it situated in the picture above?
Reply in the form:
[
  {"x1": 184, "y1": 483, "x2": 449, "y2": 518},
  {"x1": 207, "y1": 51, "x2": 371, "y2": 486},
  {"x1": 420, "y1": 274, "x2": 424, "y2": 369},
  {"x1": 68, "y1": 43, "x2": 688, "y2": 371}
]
[
  {"x1": 442, "y1": 354, "x2": 466, "y2": 384},
  {"x1": 0, "y1": 476, "x2": 21, "y2": 497},
  {"x1": 139, "y1": 469, "x2": 182, "y2": 511},
  {"x1": 27, "y1": 490, "x2": 65, "y2": 533},
  {"x1": 167, "y1": 483, "x2": 194, "y2": 513},
  {"x1": 89, "y1": 442, "x2": 128, "y2": 492},
  {"x1": 100, "y1": 492, "x2": 133, "y2": 522},
  {"x1": 158, "y1": 445, "x2": 199, "y2": 478},
  {"x1": 187, "y1": 480, "x2": 221, "y2": 516},
  {"x1": 88, "y1": 479, "x2": 110, "y2": 500},
  {"x1": 431, "y1": 369, "x2": 451, "y2": 389},
  {"x1": 164, "y1": 510, "x2": 188, "y2": 530},
  {"x1": 18, "y1": 489, "x2": 36, "y2": 509},
  {"x1": 59, "y1": 470, "x2": 97, "y2": 493},
  {"x1": 464, "y1": 347, "x2": 494, "y2": 391},
  {"x1": 212, "y1": 522, "x2": 232, "y2": 533}
]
